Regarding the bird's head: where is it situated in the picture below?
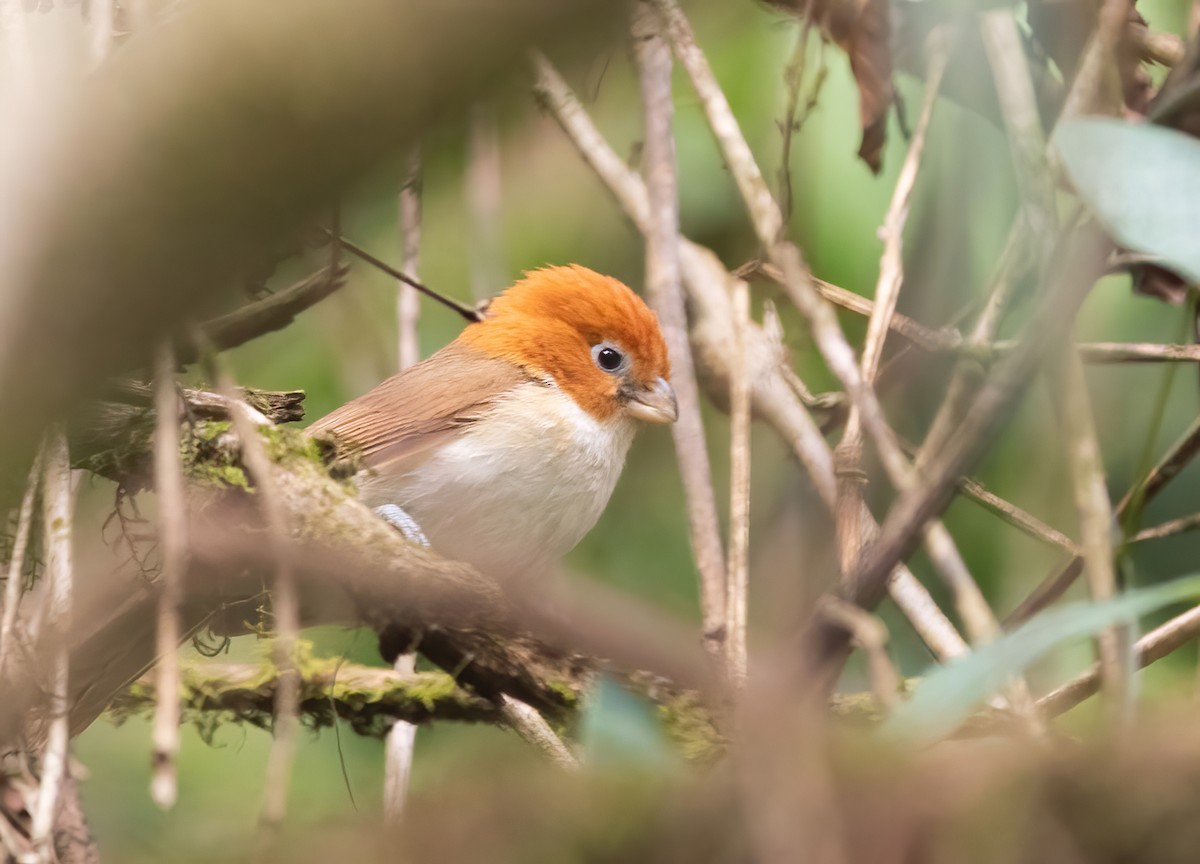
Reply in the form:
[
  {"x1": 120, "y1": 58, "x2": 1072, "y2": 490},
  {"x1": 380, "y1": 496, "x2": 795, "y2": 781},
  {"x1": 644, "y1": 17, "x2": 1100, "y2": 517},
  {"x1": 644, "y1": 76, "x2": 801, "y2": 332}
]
[{"x1": 458, "y1": 265, "x2": 677, "y2": 425}]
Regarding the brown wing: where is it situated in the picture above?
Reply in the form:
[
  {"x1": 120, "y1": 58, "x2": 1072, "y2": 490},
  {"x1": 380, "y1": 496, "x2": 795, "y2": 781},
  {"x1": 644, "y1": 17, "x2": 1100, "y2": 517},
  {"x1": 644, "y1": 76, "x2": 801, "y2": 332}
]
[{"x1": 307, "y1": 341, "x2": 529, "y2": 471}]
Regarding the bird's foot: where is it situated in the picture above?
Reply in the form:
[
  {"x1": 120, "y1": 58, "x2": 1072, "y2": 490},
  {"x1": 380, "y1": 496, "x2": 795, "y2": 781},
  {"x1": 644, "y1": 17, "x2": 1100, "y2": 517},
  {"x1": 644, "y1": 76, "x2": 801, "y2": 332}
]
[{"x1": 374, "y1": 504, "x2": 430, "y2": 548}]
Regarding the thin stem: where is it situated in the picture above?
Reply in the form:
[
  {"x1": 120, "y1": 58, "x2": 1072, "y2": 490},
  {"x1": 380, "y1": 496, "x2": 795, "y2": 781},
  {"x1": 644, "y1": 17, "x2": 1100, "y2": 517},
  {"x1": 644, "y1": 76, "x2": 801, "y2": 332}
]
[
  {"x1": 383, "y1": 654, "x2": 418, "y2": 824},
  {"x1": 466, "y1": 103, "x2": 505, "y2": 301},
  {"x1": 151, "y1": 343, "x2": 186, "y2": 810},
  {"x1": 1006, "y1": 413, "x2": 1200, "y2": 628},
  {"x1": 328, "y1": 231, "x2": 482, "y2": 323},
  {"x1": 27, "y1": 427, "x2": 73, "y2": 864},
  {"x1": 386, "y1": 147, "x2": 423, "y2": 825},
  {"x1": 1039, "y1": 600, "x2": 1200, "y2": 718},
  {"x1": 726, "y1": 279, "x2": 752, "y2": 685},
  {"x1": 499, "y1": 695, "x2": 578, "y2": 768},
  {"x1": 397, "y1": 148, "x2": 422, "y2": 371},
  {"x1": 0, "y1": 448, "x2": 42, "y2": 679},
  {"x1": 209, "y1": 365, "x2": 300, "y2": 843},
  {"x1": 634, "y1": 2, "x2": 728, "y2": 661},
  {"x1": 1054, "y1": 349, "x2": 1133, "y2": 724}
]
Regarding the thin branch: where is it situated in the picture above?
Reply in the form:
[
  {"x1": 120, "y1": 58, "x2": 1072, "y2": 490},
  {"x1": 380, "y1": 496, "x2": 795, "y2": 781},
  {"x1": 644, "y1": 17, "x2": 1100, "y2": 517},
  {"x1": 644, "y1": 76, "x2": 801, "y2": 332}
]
[
  {"x1": 0, "y1": 0, "x2": 32, "y2": 92},
  {"x1": 397, "y1": 148, "x2": 422, "y2": 372},
  {"x1": 846, "y1": 226, "x2": 1111, "y2": 633},
  {"x1": 633, "y1": 3, "x2": 728, "y2": 661},
  {"x1": 466, "y1": 103, "x2": 506, "y2": 300},
  {"x1": 383, "y1": 654, "x2": 417, "y2": 825},
  {"x1": 726, "y1": 278, "x2": 752, "y2": 685},
  {"x1": 212, "y1": 373, "x2": 300, "y2": 840},
  {"x1": 0, "y1": 450, "x2": 42, "y2": 680},
  {"x1": 1054, "y1": 349, "x2": 1132, "y2": 722},
  {"x1": 89, "y1": 0, "x2": 113, "y2": 66},
  {"x1": 111, "y1": 662, "x2": 504, "y2": 731},
  {"x1": 957, "y1": 475, "x2": 1079, "y2": 555},
  {"x1": 980, "y1": 11, "x2": 1056, "y2": 247},
  {"x1": 328, "y1": 231, "x2": 482, "y2": 323},
  {"x1": 818, "y1": 599, "x2": 899, "y2": 714},
  {"x1": 387, "y1": 146, "x2": 423, "y2": 825},
  {"x1": 150, "y1": 343, "x2": 186, "y2": 810},
  {"x1": 1006, "y1": 414, "x2": 1200, "y2": 627},
  {"x1": 499, "y1": 696, "x2": 579, "y2": 768},
  {"x1": 1044, "y1": 342, "x2": 1200, "y2": 363},
  {"x1": 178, "y1": 263, "x2": 351, "y2": 365},
  {"x1": 27, "y1": 427, "x2": 73, "y2": 864},
  {"x1": 1039, "y1": 601, "x2": 1200, "y2": 719},
  {"x1": 858, "y1": 32, "x2": 949, "y2": 385},
  {"x1": 828, "y1": 36, "x2": 1011, "y2": 683},
  {"x1": 1058, "y1": 0, "x2": 1132, "y2": 120},
  {"x1": 1128, "y1": 512, "x2": 1200, "y2": 544}
]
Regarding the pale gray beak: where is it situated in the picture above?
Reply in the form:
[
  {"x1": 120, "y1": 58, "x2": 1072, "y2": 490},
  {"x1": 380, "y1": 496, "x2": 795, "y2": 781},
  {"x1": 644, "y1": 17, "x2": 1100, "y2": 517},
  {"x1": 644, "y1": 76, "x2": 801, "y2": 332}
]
[{"x1": 625, "y1": 376, "x2": 678, "y2": 424}]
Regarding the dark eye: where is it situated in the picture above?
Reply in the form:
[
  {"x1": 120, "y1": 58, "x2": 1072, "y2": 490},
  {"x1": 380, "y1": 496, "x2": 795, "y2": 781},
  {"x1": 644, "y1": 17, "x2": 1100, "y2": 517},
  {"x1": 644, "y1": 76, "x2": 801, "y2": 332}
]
[{"x1": 592, "y1": 343, "x2": 626, "y2": 373}]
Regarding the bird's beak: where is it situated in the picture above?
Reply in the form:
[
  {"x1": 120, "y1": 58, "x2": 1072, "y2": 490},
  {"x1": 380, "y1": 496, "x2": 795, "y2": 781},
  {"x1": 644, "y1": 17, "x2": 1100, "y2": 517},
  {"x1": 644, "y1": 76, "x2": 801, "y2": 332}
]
[{"x1": 625, "y1": 377, "x2": 678, "y2": 424}]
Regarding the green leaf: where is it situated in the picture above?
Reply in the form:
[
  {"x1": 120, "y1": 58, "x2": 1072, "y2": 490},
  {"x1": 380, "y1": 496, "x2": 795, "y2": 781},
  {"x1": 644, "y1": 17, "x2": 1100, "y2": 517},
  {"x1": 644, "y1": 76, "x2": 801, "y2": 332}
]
[
  {"x1": 883, "y1": 573, "x2": 1200, "y2": 744},
  {"x1": 579, "y1": 678, "x2": 677, "y2": 772},
  {"x1": 1055, "y1": 119, "x2": 1200, "y2": 283}
]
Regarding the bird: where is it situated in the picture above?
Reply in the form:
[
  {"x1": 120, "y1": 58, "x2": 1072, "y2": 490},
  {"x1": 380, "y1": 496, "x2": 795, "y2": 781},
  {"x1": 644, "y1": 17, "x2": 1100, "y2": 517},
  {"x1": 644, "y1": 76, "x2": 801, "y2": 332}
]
[{"x1": 307, "y1": 264, "x2": 678, "y2": 585}]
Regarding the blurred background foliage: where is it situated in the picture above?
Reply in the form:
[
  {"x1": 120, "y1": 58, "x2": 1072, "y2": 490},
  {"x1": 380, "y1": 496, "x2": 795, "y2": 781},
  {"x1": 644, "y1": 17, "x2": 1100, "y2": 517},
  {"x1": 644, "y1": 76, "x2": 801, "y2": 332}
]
[{"x1": 33, "y1": 0, "x2": 1196, "y2": 858}]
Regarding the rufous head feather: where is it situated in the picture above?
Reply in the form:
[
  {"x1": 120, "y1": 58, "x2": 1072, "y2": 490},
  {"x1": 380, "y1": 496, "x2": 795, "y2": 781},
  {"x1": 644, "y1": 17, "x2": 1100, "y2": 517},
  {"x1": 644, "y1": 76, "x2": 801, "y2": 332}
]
[{"x1": 458, "y1": 265, "x2": 675, "y2": 424}]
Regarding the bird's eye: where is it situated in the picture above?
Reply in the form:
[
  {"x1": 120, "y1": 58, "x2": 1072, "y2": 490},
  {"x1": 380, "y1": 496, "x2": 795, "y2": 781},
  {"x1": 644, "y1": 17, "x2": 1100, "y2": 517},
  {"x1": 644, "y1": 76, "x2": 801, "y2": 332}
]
[{"x1": 592, "y1": 343, "x2": 627, "y2": 374}]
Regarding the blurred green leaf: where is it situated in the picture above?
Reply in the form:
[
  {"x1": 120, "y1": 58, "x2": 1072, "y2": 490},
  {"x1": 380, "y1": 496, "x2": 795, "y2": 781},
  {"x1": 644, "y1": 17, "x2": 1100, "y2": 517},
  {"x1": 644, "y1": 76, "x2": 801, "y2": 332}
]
[
  {"x1": 1056, "y1": 119, "x2": 1200, "y2": 283},
  {"x1": 580, "y1": 678, "x2": 677, "y2": 772},
  {"x1": 884, "y1": 573, "x2": 1200, "y2": 743}
]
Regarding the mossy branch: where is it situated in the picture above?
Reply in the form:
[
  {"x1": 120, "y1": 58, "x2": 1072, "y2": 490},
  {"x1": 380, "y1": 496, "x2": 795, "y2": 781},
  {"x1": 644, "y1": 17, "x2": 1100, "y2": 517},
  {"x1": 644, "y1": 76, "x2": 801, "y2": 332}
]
[{"x1": 108, "y1": 655, "x2": 504, "y2": 740}]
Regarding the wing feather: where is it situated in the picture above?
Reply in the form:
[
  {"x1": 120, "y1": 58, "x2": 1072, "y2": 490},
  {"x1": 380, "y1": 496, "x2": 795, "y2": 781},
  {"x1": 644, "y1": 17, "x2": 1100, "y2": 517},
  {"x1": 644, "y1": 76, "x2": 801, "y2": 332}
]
[{"x1": 307, "y1": 342, "x2": 529, "y2": 471}]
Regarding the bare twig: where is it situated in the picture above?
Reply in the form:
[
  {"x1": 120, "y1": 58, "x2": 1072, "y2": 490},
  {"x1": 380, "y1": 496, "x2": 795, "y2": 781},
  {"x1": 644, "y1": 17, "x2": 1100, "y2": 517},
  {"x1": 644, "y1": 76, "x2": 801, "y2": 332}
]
[
  {"x1": 1058, "y1": 0, "x2": 1132, "y2": 120},
  {"x1": 26, "y1": 427, "x2": 73, "y2": 864},
  {"x1": 819, "y1": 598, "x2": 899, "y2": 713},
  {"x1": 1053, "y1": 351, "x2": 1132, "y2": 721},
  {"x1": 466, "y1": 103, "x2": 506, "y2": 300},
  {"x1": 150, "y1": 343, "x2": 186, "y2": 810},
  {"x1": 386, "y1": 146, "x2": 423, "y2": 825},
  {"x1": 328, "y1": 232, "x2": 482, "y2": 323},
  {"x1": 212, "y1": 373, "x2": 300, "y2": 840},
  {"x1": 499, "y1": 695, "x2": 579, "y2": 768},
  {"x1": 112, "y1": 662, "x2": 504, "y2": 730},
  {"x1": 397, "y1": 148, "x2": 422, "y2": 372},
  {"x1": 89, "y1": 0, "x2": 113, "y2": 66},
  {"x1": 1128, "y1": 512, "x2": 1200, "y2": 544},
  {"x1": 1039, "y1": 601, "x2": 1200, "y2": 718},
  {"x1": 727, "y1": 279, "x2": 751, "y2": 685},
  {"x1": 178, "y1": 264, "x2": 351, "y2": 365},
  {"x1": 0, "y1": 450, "x2": 42, "y2": 679},
  {"x1": 0, "y1": 0, "x2": 31, "y2": 92},
  {"x1": 980, "y1": 11, "x2": 1055, "y2": 245},
  {"x1": 956, "y1": 475, "x2": 1079, "y2": 555},
  {"x1": 858, "y1": 34, "x2": 948, "y2": 386},
  {"x1": 383, "y1": 653, "x2": 418, "y2": 825},
  {"x1": 847, "y1": 225, "x2": 1110, "y2": 633},
  {"x1": 828, "y1": 36, "x2": 1008, "y2": 675},
  {"x1": 1007, "y1": 414, "x2": 1200, "y2": 627},
  {"x1": 1039, "y1": 342, "x2": 1200, "y2": 363},
  {"x1": 1138, "y1": 29, "x2": 1185, "y2": 66},
  {"x1": 633, "y1": 4, "x2": 728, "y2": 662}
]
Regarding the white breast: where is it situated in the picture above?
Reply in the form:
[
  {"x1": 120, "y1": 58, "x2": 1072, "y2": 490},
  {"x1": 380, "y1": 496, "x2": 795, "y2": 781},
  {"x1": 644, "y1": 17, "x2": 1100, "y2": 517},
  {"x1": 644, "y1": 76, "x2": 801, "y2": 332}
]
[{"x1": 355, "y1": 381, "x2": 636, "y2": 584}]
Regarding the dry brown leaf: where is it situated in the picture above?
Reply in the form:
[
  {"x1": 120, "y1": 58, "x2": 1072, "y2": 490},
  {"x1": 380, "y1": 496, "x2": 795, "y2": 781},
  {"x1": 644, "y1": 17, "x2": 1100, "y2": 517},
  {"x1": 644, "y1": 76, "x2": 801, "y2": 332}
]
[{"x1": 765, "y1": 0, "x2": 894, "y2": 172}]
